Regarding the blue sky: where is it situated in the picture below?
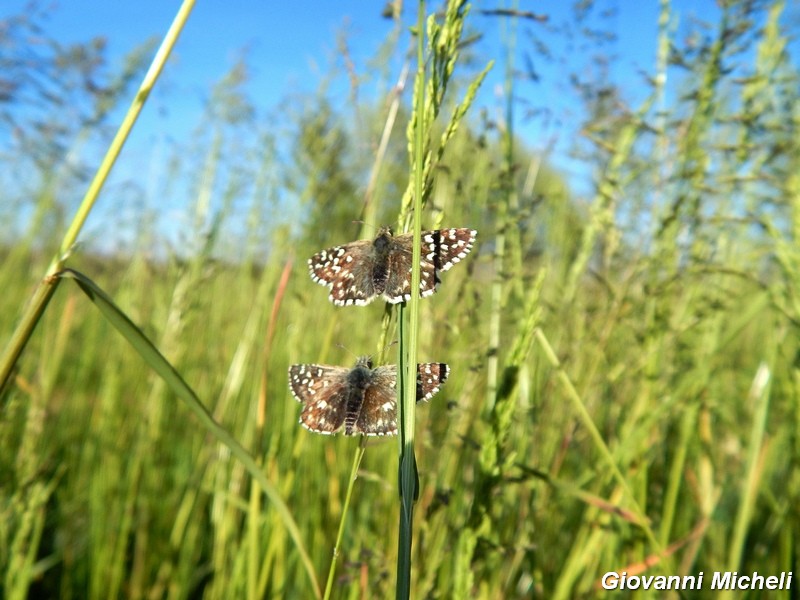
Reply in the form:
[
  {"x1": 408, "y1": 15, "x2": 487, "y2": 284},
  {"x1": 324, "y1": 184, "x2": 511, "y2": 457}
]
[
  {"x1": 7, "y1": 1, "x2": 799, "y2": 154},
  {"x1": 4, "y1": 1, "x2": 798, "y2": 252},
  {"x1": 28, "y1": 1, "x2": 680, "y2": 121},
  {"x1": 9, "y1": 1, "x2": 708, "y2": 143}
]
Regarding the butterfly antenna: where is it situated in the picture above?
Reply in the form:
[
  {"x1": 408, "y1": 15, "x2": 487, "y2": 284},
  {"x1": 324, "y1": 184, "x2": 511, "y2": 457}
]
[
  {"x1": 335, "y1": 343, "x2": 367, "y2": 363},
  {"x1": 351, "y1": 219, "x2": 381, "y2": 235}
]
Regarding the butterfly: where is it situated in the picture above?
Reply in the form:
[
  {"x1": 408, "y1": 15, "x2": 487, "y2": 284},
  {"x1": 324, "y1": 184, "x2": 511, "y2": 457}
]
[
  {"x1": 288, "y1": 356, "x2": 449, "y2": 435},
  {"x1": 308, "y1": 227, "x2": 477, "y2": 306}
]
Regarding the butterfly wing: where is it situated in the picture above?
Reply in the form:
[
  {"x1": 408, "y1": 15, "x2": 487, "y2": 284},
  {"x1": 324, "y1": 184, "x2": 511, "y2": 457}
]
[
  {"x1": 423, "y1": 227, "x2": 477, "y2": 273},
  {"x1": 354, "y1": 364, "x2": 398, "y2": 435},
  {"x1": 382, "y1": 235, "x2": 414, "y2": 304},
  {"x1": 382, "y1": 229, "x2": 477, "y2": 303},
  {"x1": 354, "y1": 363, "x2": 450, "y2": 435},
  {"x1": 288, "y1": 364, "x2": 350, "y2": 434},
  {"x1": 308, "y1": 239, "x2": 378, "y2": 306},
  {"x1": 415, "y1": 362, "x2": 450, "y2": 401}
]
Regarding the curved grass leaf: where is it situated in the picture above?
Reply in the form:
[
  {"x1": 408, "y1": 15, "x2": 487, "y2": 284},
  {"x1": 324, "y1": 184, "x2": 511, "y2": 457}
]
[{"x1": 57, "y1": 268, "x2": 321, "y2": 599}]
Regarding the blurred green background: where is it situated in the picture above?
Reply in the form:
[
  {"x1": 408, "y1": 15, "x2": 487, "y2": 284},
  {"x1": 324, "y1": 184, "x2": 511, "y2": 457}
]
[{"x1": 1, "y1": 1, "x2": 799, "y2": 598}]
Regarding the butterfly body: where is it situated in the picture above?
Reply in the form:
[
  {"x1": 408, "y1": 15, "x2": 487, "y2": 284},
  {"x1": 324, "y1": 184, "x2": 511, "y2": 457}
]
[
  {"x1": 308, "y1": 227, "x2": 477, "y2": 306},
  {"x1": 342, "y1": 360, "x2": 374, "y2": 434},
  {"x1": 368, "y1": 229, "x2": 393, "y2": 297},
  {"x1": 288, "y1": 356, "x2": 449, "y2": 436}
]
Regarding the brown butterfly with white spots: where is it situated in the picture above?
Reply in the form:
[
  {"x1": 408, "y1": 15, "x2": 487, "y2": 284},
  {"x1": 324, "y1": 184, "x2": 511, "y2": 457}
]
[
  {"x1": 288, "y1": 357, "x2": 449, "y2": 436},
  {"x1": 308, "y1": 227, "x2": 477, "y2": 306}
]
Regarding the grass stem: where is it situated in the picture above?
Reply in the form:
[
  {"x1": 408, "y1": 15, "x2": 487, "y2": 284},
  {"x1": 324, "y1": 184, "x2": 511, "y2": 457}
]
[
  {"x1": 0, "y1": 0, "x2": 197, "y2": 390},
  {"x1": 323, "y1": 440, "x2": 367, "y2": 600},
  {"x1": 396, "y1": 2, "x2": 427, "y2": 597}
]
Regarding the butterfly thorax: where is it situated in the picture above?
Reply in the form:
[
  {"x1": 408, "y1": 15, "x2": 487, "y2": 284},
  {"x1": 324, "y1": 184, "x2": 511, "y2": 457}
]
[
  {"x1": 371, "y1": 229, "x2": 394, "y2": 293},
  {"x1": 346, "y1": 361, "x2": 373, "y2": 390}
]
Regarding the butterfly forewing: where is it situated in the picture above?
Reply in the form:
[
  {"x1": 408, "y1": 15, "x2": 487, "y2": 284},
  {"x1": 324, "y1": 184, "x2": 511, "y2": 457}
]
[
  {"x1": 288, "y1": 364, "x2": 350, "y2": 434},
  {"x1": 428, "y1": 228, "x2": 477, "y2": 272},
  {"x1": 355, "y1": 365, "x2": 399, "y2": 435},
  {"x1": 415, "y1": 362, "x2": 450, "y2": 401},
  {"x1": 354, "y1": 362, "x2": 450, "y2": 435},
  {"x1": 383, "y1": 237, "x2": 414, "y2": 303},
  {"x1": 308, "y1": 240, "x2": 377, "y2": 306},
  {"x1": 381, "y1": 229, "x2": 477, "y2": 303}
]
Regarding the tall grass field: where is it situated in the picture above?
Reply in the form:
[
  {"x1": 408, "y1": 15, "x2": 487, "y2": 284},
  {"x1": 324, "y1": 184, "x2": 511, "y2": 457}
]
[{"x1": 1, "y1": 1, "x2": 799, "y2": 598}]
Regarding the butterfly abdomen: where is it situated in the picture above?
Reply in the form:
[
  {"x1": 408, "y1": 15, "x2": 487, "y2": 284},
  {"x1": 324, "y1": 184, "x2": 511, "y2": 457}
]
[
  {"x1": 344, "y1": 361, "x2": 372, "y2": 434},
  {"x1": 343, "y1": 389, "x2": 363, "y2": 435}
]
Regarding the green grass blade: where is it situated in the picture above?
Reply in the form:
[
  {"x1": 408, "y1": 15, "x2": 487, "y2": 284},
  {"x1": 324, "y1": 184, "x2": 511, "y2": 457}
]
[
  {"x1": 726, "y1": 362, "x2": 773, "y2": 572},
  {"x1": 396, "y1": 2, "x2": 427, "y2": 598},
  {"x1": 323, "y1": 440, "x2": 366, "y2": 600},
  {"x1": 0, "y1": 0, "x2": 196, "y2": 391},
  {"x1": 56, "y1": 268, "x2": 322, "y2": 599}
]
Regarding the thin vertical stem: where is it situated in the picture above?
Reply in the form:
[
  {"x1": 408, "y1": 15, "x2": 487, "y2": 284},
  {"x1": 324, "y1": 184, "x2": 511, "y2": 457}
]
[
  {"x1": 324, "y1": 441, "x2": 367, "y2": 600},
  {"x1": 396, "y1": 1, "x2": 426, "y2": 598},
  {"x1": 0, "y1": 0, "x2": 197, "y2": 390}
]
